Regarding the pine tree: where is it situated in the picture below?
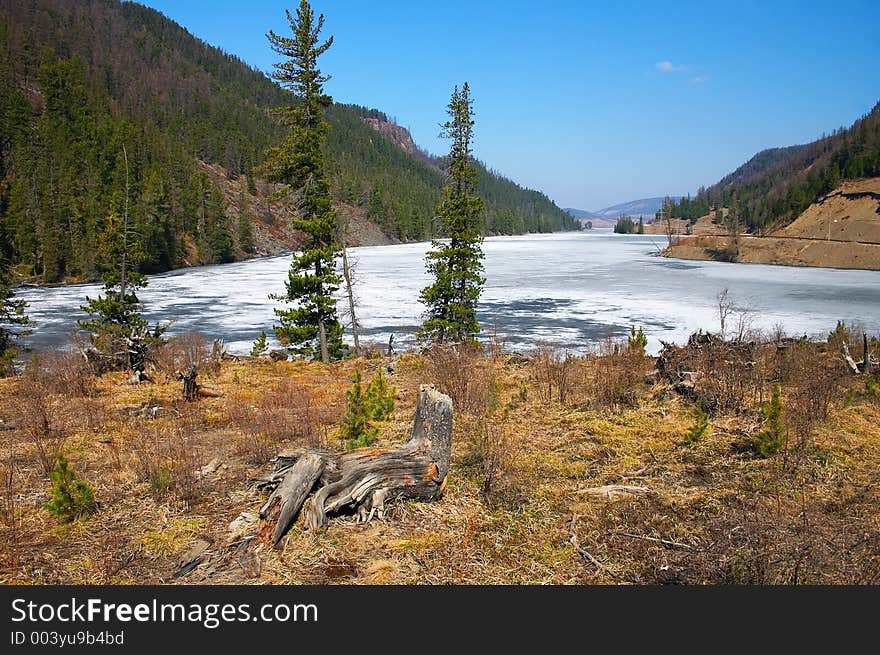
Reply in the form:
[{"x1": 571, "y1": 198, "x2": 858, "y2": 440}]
[
  {"x1": 44, "y1": 453, "x2": 97, "y2": 521},
  {"x1": 365, "y1": 366, "x2": 395, "y2": 421},
  {"x1": 237, "y1": 187, "x2": 254, "y2": 253},
  {"x1": 78, "y1": 211, "x2": 151, "y2": 370},
  {"x1": 0, "y1": 257, "x2": 31, "y2": 375},
  {"x1": 340, "y1": 369, "x2": 378, "y2": 449},
  {"x1": 628, "y1": 325, "x2": 647, "y2": 356},
  {"x1": 754, "y1": 384, "x2": 787, "y2": 457},
  {"x1": 419, "y1": 83, "x2": 485, "y2": 344},
  {"x1": 263, "y1": 1, "x2": 344, "y2": 362},
  {"x1": 251, "y1": 330, "x2": 268, "y2": 357}
]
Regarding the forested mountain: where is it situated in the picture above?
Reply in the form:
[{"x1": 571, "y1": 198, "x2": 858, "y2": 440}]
[
  {"x1": 0, "y1": 0, "x2": 577, "y2": 283},
  {"x1": 669, "y1": 101, "x2": 880, "y2": 229}
]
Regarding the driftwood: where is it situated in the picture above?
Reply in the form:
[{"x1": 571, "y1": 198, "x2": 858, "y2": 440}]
[
  {"x1": 252, "y1": 385, "x2": 453, "y2": 548},
  {"x1": 576, "y1": 485, "x2": 655, "y2": 500}
]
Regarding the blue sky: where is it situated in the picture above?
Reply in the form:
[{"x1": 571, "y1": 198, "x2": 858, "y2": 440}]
[{"x1": 139, "y1": 0, "x2": 880, "y2": 210}]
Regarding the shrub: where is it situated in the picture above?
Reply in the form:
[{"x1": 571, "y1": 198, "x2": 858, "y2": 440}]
[
  {"x1": 340, "y1": 370, "x2": 378, "y2": 450},
  {"x1": 227, "y1": 379, "x2": 324, "y2": 462},
  {"x1": 754, "y1": 384, "x2": 787, "y2": 457},
  {"x1": 531, "y1": 343, "x2": 575, "y2": 404},
  {"x1": 151, "y1": 332, "x2": 213, "y2": 380},
  {"x1": 365, "y1": 366, "x2": 395, "y2": 421},
  {"x1": 425, "y1": 343, "x2": 495, "y2": 415},
  {"x1": 44, "y1": 454, "x2": 96, "y2": 521},
  {"x1": 683, "y1": 406, "x2": 710, "y2": 445},
  {"x1": 472, "y1": 409, "x2": 513, "y2": 501},
  {"x1": 251, "y1": 330, "x2": 268, "y2": 357},
  {"x1": 592, "y1": 337, "x2": 648, "y2": 412},
  {"x1": 628, "y1": 326, "x2": 648, "y2": 357}
]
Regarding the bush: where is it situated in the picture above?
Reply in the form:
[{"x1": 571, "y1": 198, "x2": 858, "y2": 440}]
[
  {"x1": 425, "y1": 343, "x2": 496, "y2": 415},
  {"x1": 754, "y1": 385, "x2": 787, "y2": 457},
  {"x1": 338, "y1": 367, "x2": 397, "y2": 450},
  {"x1": 251, "y1": 330, "x2": 268, "y2": 357},
  {"x1": 44, "y1": 454, "x2": 96, "y2": 521},
  {"x1": 683, "y1": 406, "x2": 710, "y2": 445},
  {"x1": 531, "y1": 343, "x2": 575, "y2": 404},
  {"x1": 628, "y1": 326, "x2": 648, "y2": 357},
  {"x1": 152, "y1": 332, "x2": 213, "y2": 380},
  {"x1": 340, "y1": 370, "x2": 378, "y2": 450},
  {"x1": 365, "y1": 366, "x2": 395, "y2": 421},
  {"x1": 227, "y1": 379, "x2": 324, "y2": 462},
  {"x1": 592, "y1": 337, "x2": 648, "y2": 412}
]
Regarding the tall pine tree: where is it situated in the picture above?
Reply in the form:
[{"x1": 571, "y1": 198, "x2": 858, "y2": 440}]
[
  {"x1": 263, "y1": 1, "x2": 343, "y2": 362},
  {"x1": 419, "y1": 83, "x2": 485, "y2": 344}
]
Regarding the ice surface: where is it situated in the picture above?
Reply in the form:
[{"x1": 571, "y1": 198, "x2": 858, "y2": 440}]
[{"x1": 17, "y1": 230, "x2": 880, "y2": 355}]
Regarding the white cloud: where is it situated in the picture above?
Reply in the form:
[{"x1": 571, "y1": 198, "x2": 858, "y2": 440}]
[
  {"x1": 655, "y1": 60, "x2": 682, "y2": 73},
  {"x1": 691, "y1": 75, "x2": 708, "y2": 84}
]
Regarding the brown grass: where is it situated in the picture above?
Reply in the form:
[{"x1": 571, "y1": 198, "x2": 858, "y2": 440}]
[{"x1": 0, "y1": 342, "x2": 878, "y2": 585}]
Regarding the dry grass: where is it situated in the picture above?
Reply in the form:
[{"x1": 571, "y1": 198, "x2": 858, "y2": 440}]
[{"x1": 0, "y1": 341, "x2": 878, "y2": 585}]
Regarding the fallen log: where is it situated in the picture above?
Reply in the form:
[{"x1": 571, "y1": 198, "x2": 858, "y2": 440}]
[{"x1": 254, "y1": 384, "x2": 453, "y2": 548}]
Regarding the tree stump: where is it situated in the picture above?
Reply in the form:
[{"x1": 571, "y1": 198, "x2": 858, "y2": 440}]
[
  {"x1": 177, "y1": 365, "x2": 199, "y2": 401},
  {"x1": 251, "y1": 384, "x2": 453, "y2": 548}
]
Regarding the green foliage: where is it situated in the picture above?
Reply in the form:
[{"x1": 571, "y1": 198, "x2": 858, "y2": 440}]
[
  {"x1": 77, "y1": 212, "x2": 166, "y2": 369},
  {"x1": 668, "y1": 101, "x2": 880, "y2": 232},
  {"x1": 613, "y1": 215, "x2": 638, "y2": 234},
  {"x1": 44, "y1": 454, "x2": 97, "y2": 521},
  {"x1": 265, "y1": 2, "x2": 344, "y2": 362},
  {"x1": 827, "y1": 320, "x2": 850, "y2": 350},
  {"x1": 251, "y1": 330, "x2": 268, "y2": 357},
  {"x1": 0, "y1": 257, "x2": 32, "y2": 376},
  {"x1": 683, "y1": 406, "x2": 710, "y2": 444},
  {"x1": 340, "y1": 369, "x2": 378, "y2": 449},
  {"x1": 0, "y1": 1, "x2": 579, "y2": 284},
  {"x1": 365, "y1": 366, "x2": 396, "y2": 421},
  {"x1": 419, "y1": 83, "x2": 486, "y2": 344},
  {"x1": 236, "y1": 189, "x2": 254, "y2": 253},
  {"x1": 340, "y1": 367, "x2": 395, "y2": 449},
  {"x1": 628, "y1": 326, "x2": 648, "y2": 356},
  {"x1": 149, "y1": 467, "x2": 173, "y2": 497},
  {"x1": 754, "y1": 384, "x2": 787, "y2": 457}
]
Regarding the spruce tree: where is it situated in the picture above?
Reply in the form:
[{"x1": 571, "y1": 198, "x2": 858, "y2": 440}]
[
  {"x1": 78, "y1": 212, "x2": 152, "y2": 370},
  {"x1": 263, "y1": 1, "x2": 343, "y2": 362},
  {"x1": 0, "y1": 257, "x2": 31, "y2": 376},
  {"x1": 419, "y1": 83, "x2": 485, "y2": 344}
]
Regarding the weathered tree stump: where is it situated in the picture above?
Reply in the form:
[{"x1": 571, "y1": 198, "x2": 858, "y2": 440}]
[
  {"x1": 251, "y1": 384, "x2": 453, "y2": 548},
  {"x1": 177, "y1": 365, "x2": 199, "y2": 401}
]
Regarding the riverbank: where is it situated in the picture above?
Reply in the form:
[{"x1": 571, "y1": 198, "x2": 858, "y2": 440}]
[
  {"x1": 1, "y1": 334, "x2": 878, "y2": 584},
  {"x1": 663, "y1": 234, "x2": 880, "y2": 271},
  {"x1": 659, "y1": 177, "x2": 880, "y2": 271}
]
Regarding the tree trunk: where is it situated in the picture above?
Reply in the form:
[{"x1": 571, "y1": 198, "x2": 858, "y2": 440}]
[
  {"x1": 178, "y1": 365, "x2": 199, "y2": 401},
  {"x1": 318, "y1": 319, "x2": 328, "y2": 363},
  {"x1": 341, "y1": 245, "x2": 359, "y2": 355},
  {"x1": 251, "y1": 385, "x2": 453, "y2": 548}
]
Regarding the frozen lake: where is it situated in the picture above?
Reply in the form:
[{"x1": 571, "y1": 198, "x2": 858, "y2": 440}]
[{"x1": 16, "y1": 230, "x2": 880, "y2": 355}]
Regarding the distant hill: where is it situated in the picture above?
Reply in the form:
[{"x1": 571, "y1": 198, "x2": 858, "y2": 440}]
[
  {"x1": 593, "y1": 197, "x2": 681, "y2": 220},
  {"x1": 0, "y1": 0, "x2": 578, "y2": 283},
  {"x1": 563, "y1": 208, "x2": 602, "y2": 220},
  {"x1": 566, "y1": 196, "x2": 682, "y2": 228},
  {"x1": 669, "y1": 100, "x2": 880, "y2": 231}
]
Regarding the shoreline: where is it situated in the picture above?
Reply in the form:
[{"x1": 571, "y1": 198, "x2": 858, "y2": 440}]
[{"x1": 662, "y1": 234, "x2": 880, "y2": 272}]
